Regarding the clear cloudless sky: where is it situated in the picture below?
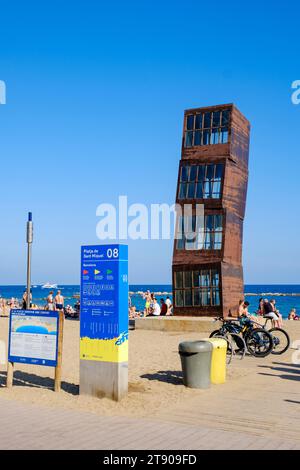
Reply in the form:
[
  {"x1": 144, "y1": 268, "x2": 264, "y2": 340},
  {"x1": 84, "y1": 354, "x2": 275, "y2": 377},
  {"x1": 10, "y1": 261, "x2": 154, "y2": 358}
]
[{"x1": 0, "y1": 0, "x2": 299, "y2": 285}]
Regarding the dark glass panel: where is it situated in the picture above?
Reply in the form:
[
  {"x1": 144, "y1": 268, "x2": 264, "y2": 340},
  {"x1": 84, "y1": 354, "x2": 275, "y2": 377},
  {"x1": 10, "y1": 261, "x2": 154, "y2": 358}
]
[
  {"x1": 203, "y1": 112, "x2": 211, "y2": 128},
  {"x1": 193, "y1": 288, "x2": 201, "y2": 306},
  {"x1": 195, "y1": 114, "x2": 203, "y2": 129},
  {"x1": 196, "y1": 182, "x2": 203, "y2": 199},
  {"x1": 193, "y1": 271, "x2": 200, "y2": 287},
  {"x1": 221, "y1": 109, "x2": 230, "y2": 126},
  {"x1": 187, "y1": 182, "x2": 195, "y2": 199},
  {"x1": 202, "y1": 130, "x2": 210, "y2": 145},
  {"x1": 215, "y1": 163, "x2": 223, "y2": 180},
  {"x1": 180, "y1": 165, "x2": 189, "y2": 182},
  {"x1": 189, "y1": 166, "x2": 197, "y2": 181},
  {"x1": 184, "y1": 289, "x2": 192, "y2": 307},
  {"x1": 176, "y1": 237, "x2": 184, "y2": 250},
  {"x1": 175, "y1": 271, "x2": 183, "y2": 288},
  {"x1": 186, "y1": 114, "x2": 194, "y2": 130},
  {"x1": 206, "y1": 215, "x2": 213, "y2": 231},
  {"x1": 211, "y1": 270, "x2": 220, "y2": 286},
  {"x1": 212, "y1": 111, "x2": 221, "y2": 127},
  {"x1": 178, "y1": 183, "x2": 187, "y2": 199},
  {"x1": 206, "y1": 164, "x2": 214, "y2": 180},
  {"x1": 185, "y1": 131, "x2": 193, "y2": 147},
  {"x1": 175, "y1": 290, "x2": 183, "y2": 307},
  {"x1": 215, "y1": 215, "x2": 223, "y2": 231},
  {"x1": 212, "y1": 288, "x2": 220, "y2": 306},
  {"x1": 194, "y1": 130, "x2": 202, "y2": 146},
  {"x1": 197, "y1": 165, "x2": 205, "y2": 182},
  {"x1": 184, "y1": 271, "x2": 192, "y2": 288}
]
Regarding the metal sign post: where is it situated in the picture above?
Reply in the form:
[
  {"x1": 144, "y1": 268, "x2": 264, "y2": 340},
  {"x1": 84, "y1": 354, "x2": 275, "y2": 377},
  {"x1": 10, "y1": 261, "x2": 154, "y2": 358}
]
[{"x1": 26, "y1": 212, "x2": 33, "y2": 309}]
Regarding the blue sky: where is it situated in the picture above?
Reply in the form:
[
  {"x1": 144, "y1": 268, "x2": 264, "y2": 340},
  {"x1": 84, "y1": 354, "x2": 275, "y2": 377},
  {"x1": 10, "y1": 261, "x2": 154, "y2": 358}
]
[{"x1": 0, "y1": 0, "x2": 299, "y2": 285}]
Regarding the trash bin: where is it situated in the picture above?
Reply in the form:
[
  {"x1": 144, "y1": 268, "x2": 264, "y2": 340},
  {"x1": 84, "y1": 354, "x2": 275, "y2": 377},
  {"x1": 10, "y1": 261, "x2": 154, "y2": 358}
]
[
  {"x1": 203, "y1": 337, "x2": 227, "y2": 384},
  {"x1": 178, "y1": 340, "x2": 213, "y2": 389}
]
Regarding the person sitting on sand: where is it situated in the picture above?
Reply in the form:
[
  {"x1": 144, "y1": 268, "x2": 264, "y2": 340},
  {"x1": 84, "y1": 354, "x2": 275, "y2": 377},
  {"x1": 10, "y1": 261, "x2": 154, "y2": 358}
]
[
  {"x1": 264, "y1": 298, "x2": 282, "y2": 328},
  {"x1": 238, "y1": 300, "x2": 250, "y2": 318},
  {"x1": 146, "y1": 298, "x2": 161, "y2": 317},
  {"x1": 269, "y1": 299, "x2": 283, "y2": 327},
  {"x1": 288, "y1": 308, "x2": 298, "y2": 320},
  {"x1": 257, "y1": 298, "x2": 265, "y2": 316}
]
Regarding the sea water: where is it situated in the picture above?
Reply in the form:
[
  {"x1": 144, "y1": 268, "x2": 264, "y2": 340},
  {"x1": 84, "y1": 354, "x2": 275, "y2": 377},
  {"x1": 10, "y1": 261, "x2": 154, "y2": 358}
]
[{"x1": 0, "y1": 284, "x2": 299, "y2": 318}]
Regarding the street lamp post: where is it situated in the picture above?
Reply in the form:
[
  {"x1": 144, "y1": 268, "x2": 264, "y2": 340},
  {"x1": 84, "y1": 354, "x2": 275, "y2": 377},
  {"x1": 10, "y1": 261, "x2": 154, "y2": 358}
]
[{"x1": 26, "y1": 212, "x2": 33, "y2": 309}]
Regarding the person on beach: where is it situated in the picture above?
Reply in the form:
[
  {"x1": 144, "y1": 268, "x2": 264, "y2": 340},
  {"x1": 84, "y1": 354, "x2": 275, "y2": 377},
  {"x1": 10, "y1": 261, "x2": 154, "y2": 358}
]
[
  {"x1": 46, "y1": 291, "x2": 54, "y2": 310},
  {"x1": 263, "y1": 298, "x2": 282, "y2": 328},
  {"x1": 288, "y1": 308, "x2": 298, "y2": 320},
  {"x1": 238, "y1": 300, "x2": 250, "y2": 318},
  {"x1": 151, "y1": 298, "x2": 161, "y2": 316},
  {"x1": 270, "y1": 299, "x2": 283, "y2": 327},
  {"x1": 165, "y1": 296, "x2": 173, "y2": 314},
  {"x1": 257, "y1": 298, "x2": 265, "y2": 316},
  {"x1": 54, "y1": 290, "x2": 64, "y2": 312},
  {"x1": 0, "y1": 298, "x2": 6, "y2": 316},
  {"x1": 160, "y1": 298, "x2": 168, "y2": 316},
  {"x1": 143, "y1": 290, "x2": 151, "y2": 316},
  {"x1": 22, "y1": 290, "x2": 27, "y2": 309},
  {"x1": 22, "y1": 290, "x2": 32, "y2": 309}
]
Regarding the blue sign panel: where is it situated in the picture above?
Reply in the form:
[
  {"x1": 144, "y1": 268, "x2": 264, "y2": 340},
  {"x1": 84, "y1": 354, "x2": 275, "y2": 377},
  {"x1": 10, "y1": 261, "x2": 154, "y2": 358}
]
[
  {"x1": 80, "y1": 244, "x2": 128, "y2": 362},
  {"x1": 8, "y1": 309, "x2": 59, "y2": 367}
]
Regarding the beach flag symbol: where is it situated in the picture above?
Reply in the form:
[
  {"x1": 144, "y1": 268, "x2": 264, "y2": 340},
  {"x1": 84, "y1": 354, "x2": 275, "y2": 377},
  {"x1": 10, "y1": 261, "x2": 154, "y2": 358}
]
[
  {"x1": 82, "y1": 269, "x2": 89, "y2": 275},
  {"x1": 94, "y1": 269, "x2": 101, "y2": 275},
  {"x1": 107, "y1": 269, "x2": 112, "y2": 274}
]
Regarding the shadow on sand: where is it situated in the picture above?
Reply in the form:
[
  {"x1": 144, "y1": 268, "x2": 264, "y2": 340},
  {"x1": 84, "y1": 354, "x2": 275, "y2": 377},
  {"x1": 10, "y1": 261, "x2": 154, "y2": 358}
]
[
  {"x1": 0, "y1": 370, "x2": 79, "y2": 395},
  {"x1": 258, "y1": 361, "x2": 300, "y2": 382},
  {"x1": 141, "y1": 370, "x2": 183, "y2": 385}
]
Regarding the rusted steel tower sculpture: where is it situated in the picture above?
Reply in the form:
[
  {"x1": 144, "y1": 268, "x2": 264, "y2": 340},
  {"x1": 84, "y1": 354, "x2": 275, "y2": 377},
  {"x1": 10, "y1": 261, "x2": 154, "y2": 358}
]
[{"x1": 172, "y1": 104, "x2": 250, "y2": 317}]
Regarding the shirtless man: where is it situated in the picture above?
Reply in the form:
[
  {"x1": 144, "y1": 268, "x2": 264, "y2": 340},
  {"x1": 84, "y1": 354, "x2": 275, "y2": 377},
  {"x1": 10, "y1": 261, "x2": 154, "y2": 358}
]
[{"x1": 54, "y1": 290, "x2": 64, "y2": 312}]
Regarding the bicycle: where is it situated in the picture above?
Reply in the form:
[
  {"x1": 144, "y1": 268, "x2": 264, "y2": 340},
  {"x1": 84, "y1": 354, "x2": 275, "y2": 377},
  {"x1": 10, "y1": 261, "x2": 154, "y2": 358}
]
[
  {"x1": 210, "y1": 317, "x2": 274, "y2": 358},
  {"x1": 261, "y1": 314, "x2": 290, "y2": 355}
]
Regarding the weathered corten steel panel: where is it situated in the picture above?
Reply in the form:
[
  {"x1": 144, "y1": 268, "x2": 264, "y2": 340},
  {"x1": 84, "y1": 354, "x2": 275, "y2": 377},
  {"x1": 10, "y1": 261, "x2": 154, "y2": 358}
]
[{"x1": 172, "y1": 103, "x2": 250, "y2": 317}]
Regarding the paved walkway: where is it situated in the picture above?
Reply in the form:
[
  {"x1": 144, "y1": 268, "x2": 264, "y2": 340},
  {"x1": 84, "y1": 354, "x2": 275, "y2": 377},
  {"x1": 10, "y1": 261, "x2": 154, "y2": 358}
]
[{"x1": 0, "y1": 397, "x2": 299, "y2": 450}]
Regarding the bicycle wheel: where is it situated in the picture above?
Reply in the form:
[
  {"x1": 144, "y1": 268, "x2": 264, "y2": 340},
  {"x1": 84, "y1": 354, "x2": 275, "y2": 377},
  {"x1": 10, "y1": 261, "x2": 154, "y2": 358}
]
[
  {"x1": 209, "y1": 330, "x2": 222, "y2": 338},
  {"x1": 269, "y1": 328, "x2": 290, "y2": 355},
  {"x1": 226, "y1": 333, "x2": 246, "y2": 360},
  {"x1": 245, "y1": 328, "x2": 273, "y2": 357}
]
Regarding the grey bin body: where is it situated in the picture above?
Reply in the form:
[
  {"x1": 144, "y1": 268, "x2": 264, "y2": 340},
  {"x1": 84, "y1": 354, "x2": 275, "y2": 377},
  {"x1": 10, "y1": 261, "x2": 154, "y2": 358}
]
[{"x1": 179, "y1": 340, "x2": 213, "y2": 389}]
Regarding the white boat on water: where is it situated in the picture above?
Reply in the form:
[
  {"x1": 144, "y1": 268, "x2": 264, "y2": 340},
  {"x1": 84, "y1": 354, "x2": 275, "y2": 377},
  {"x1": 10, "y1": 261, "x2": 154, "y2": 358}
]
[{"x1": 41, "y1": 282, "x2": 58, "y2": 289}]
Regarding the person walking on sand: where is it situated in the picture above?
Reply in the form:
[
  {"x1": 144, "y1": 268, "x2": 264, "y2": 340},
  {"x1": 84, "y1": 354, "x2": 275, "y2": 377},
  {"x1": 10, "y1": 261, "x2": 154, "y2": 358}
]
[
  {"x1": 46, "y1": 291, "x2": 54, "y2": 310},
  {"x1": 54, "y1": 290, "x2": 64, "y2": 312}
]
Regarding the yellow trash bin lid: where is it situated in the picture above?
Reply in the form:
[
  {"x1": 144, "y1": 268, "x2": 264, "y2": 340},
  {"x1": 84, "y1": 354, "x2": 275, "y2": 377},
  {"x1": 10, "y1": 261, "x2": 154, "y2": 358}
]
[{"x1": 202, "y1": 337, "x2": 227, "y2": 384}]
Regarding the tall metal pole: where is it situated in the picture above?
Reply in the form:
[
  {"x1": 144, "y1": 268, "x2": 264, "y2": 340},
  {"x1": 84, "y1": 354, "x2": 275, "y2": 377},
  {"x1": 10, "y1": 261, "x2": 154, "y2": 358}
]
[{"x1": 26, "y1": 212, "x2": 33, "y2": 309}]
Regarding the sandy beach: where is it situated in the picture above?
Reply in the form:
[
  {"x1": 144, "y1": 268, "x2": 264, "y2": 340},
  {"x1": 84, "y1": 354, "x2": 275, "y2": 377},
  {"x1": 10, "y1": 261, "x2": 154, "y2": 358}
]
[{"x1": 0, "y1": 316, "x2": 299, "y2": 428}]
